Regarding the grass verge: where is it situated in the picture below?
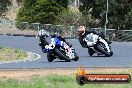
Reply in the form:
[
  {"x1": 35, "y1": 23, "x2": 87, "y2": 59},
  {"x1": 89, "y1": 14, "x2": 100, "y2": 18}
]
[
  {"x1": 0, "y1": 46, "x2": 27, "y2": 62},
  {"x1": 0, "y1": 68, "x2": 131, "y2": 88}
]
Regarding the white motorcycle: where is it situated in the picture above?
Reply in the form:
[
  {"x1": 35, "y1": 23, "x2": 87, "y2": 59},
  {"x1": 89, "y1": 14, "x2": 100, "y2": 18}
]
[{"x1": 84, "y1": 33, "x2": 113, "y2": 57}]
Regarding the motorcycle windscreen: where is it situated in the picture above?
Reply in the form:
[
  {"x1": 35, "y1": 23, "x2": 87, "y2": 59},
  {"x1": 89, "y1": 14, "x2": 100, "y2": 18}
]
[{"x1": 85, "y1": 33, "x2": 98, "y2": 42}]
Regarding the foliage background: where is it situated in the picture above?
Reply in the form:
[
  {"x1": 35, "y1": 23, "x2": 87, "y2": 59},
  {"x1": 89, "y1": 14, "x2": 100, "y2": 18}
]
[
  {"x1": 0, "y1": 0, "x2": 12, "y2": 16},
  {"x1": 0, "y1": 0, "x2": 131, "y2": 30},
  {"x1": 79, "y1": 0, "x2": 132, "y2": 30},
  {"x1": 16, "y1": 0, "x2": 69, "y2": 24}
]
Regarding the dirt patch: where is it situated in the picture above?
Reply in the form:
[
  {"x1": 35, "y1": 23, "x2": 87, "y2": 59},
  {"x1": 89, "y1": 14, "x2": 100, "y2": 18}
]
[{"x1": 0, "y1": 68, "x2": 130, "y2": 80}]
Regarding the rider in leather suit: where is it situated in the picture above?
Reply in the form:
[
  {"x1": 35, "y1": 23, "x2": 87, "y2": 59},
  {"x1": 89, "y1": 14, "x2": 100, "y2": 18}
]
[
  {"x1": 38, "y1": 29, "x2": 72, "y2": 52},
  {"x1": 78, "y1": 26, "x2": 111, "y2": 48}
]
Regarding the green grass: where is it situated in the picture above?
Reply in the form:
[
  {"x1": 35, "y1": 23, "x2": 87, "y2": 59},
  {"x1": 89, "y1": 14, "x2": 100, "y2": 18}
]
[
  {"x1": 0, "y1": 73, "x2": 131, "y2": 88},
  {"x1": 0, "y1": 46, "x2": 27, "y2": 62}
]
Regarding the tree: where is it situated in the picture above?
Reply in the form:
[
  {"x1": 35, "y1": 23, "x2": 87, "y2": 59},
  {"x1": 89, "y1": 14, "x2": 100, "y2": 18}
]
[
  {"x1": 79, "y1": 0, "x2": 105, "y2": 27},
  {"x1": 56, "y1": 0, "x2": 69, "y2": 8},
  {"x1": 108, "y1": 0, "x2": 132, "y2": 30},
  {"x1": 16, "y1": 0, "x2": 22, "y2": 6},
  {"x1": 16, "y1": 0, "x2": 68, "y2": 24},
  {"x1": 79, "y1": 0, "x2": 132, "y2": 30},
  {"x1": 57, "y1": 7, "x2": 96, "y2": 26},
  {"x1": 0, "y1": 0, "x2": 12, "y2": 16},
  {"x1": 23, "y1": 0, "x2": 36, "y2": 7}
]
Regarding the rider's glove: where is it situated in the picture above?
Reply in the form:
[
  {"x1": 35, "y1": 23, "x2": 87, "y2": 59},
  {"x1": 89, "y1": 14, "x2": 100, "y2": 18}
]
[{"x1": 39, "y1": 42, "x2": 42, "y2": 46}]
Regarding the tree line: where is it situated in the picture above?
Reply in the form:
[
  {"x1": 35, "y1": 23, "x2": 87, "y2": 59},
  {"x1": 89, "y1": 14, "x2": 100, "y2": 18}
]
[{"x1": 0, "y1": 0, "x2": 131, "y2": 30}]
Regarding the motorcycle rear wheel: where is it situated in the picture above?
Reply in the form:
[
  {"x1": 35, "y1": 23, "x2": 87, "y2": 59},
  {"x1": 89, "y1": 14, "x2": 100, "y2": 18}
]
[{"x1": 88, "y1": 48, "x2": 94, "y2": 56}]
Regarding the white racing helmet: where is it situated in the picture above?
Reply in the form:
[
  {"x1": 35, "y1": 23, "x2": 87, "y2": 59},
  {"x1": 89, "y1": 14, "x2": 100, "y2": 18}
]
[{"x1": 38, "y1": 29, "x2": 49, "y2": 38}]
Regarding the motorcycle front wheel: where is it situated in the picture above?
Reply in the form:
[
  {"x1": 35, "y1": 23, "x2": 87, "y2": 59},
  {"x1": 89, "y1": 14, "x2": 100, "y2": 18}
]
[
  {"x1": 73, "y1": 53, "x2": 79, "y2": 61},
  {"x1": 54, "y1": 47, "x2": 71, "y2": 62},
  {"x1": 47, "y1": 53, "x2": 55, "y2": 62},
  {"x1": 88, "y1": 48, "x2": 95, "y2": 56},
  {"x1": 96, "y1": 44, "x2": 111, "y2": 57}
]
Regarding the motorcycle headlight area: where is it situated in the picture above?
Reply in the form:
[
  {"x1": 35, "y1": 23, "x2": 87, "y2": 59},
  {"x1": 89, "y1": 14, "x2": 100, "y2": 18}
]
[
  {"x1": 87, "y1": 42, "x2": 95, "y2": 46},
  {"x1": 66, "y1": 49, "x2": 75, "y2": 59}
]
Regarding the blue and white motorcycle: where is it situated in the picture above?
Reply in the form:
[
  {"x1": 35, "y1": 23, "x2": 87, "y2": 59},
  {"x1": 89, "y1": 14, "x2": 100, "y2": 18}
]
[{"x1": 38, "y1": 29, "x2": 79, "y2": 62}]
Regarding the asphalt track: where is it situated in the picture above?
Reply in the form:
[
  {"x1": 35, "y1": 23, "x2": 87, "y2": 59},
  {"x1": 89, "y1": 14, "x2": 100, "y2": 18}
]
[{"x1": 0, "y1": 35, "x2": 132, "y2": 68}]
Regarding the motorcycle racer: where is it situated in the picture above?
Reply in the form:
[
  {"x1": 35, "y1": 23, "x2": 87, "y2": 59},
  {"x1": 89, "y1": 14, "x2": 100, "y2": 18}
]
[
  {"x1": 38, "y1": 29, "x2": 79, "y2": 62},
  {"x1": 77, "y1": 26, "x2": 112, "y2": 56},
  {"x1": 38, "y1": 29, "x2": 71, "y2": 53},
  {"x1": 78, "y1": 26, "x2": 111, "y2": 48}
]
